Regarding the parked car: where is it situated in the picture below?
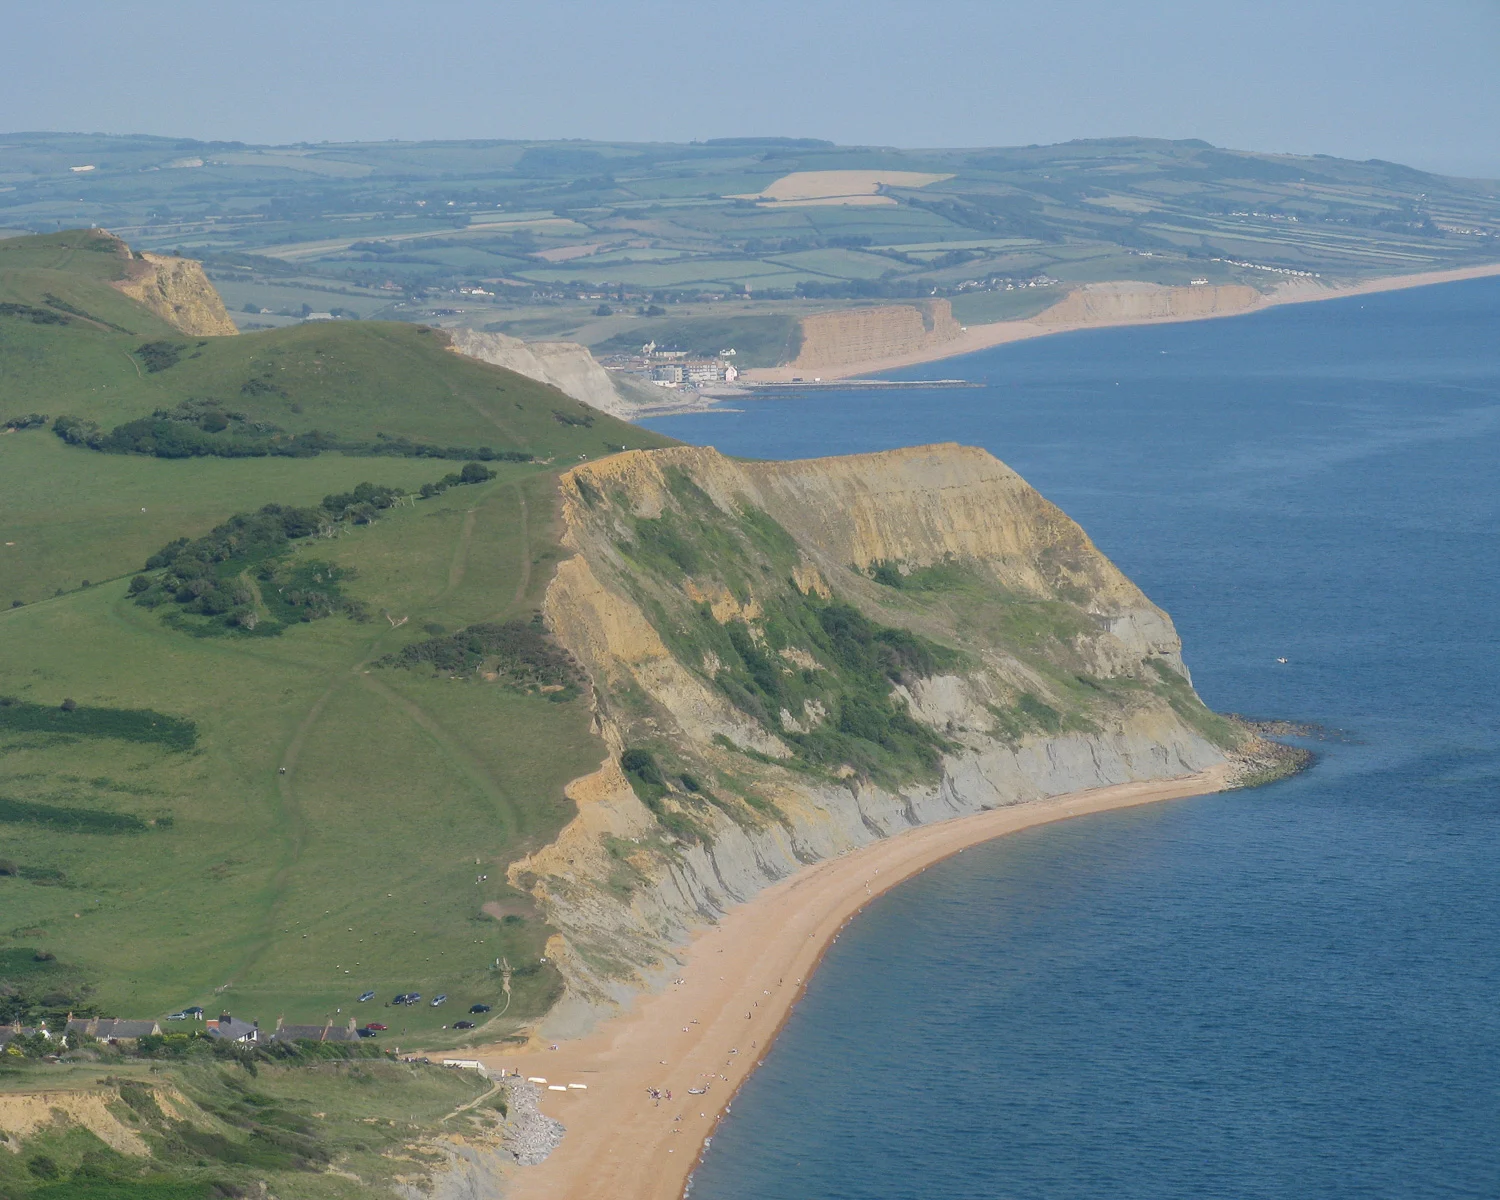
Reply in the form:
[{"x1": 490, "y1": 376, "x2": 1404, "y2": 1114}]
[
  {"x1": 356, "y1": 1028, "x2": 378, "y2": 1038},
  {"x1": 392, "y1": 993, "x2": 421, "y2": 1005},
  {"x1": 165, "y1": 1011, "x2": 186, "y2": 1021},
  {"x1": 453, "y1": 1020, "x2": 476, "y2": 1030},
  {"x1": 364, "y1": 1023, "x2": 388, "y2": 1031},
  {"x1": 358, "y1": 991, "x2": 375, "y2": 1002},
  {"x1": 430, "y1": 994, "x2": 447, "y2": 1007},
  {"x1": 469, "y1": 1004, "x2": 491, "y2": 1014}
]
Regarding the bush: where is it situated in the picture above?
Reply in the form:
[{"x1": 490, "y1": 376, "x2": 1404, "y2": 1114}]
[
  {"x1": 51, "y1": 400, "x2": 534, "y2": 463},
  {"x1": 0, "y1": 301, "x2": 67, "y2": 325},
  {"x1": 135, "y1": 341, "x2": 187, "y2": 372},
  {"x1": 135, "y1": 466, "x2": 496, "y2": 636},
  {"x1": 27, "y1": 1153, "x2": 60, "y2": 1179},
  {"x1": 379, "y1": 619, "x2": 582, "y2": 695}
]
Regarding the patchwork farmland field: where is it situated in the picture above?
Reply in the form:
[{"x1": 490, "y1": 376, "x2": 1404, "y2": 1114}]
[{"x1": 5, "y1": 133, "x2": 1498, "y2": 356}]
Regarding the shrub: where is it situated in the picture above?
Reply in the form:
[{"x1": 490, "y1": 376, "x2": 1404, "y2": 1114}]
[
  {"x1": 379, "y1": 620, "x2": 583, "y2": 695},
  {"x1": 135, "y1": 466, "x2": 495, "y2": 636},
  {"x1": 136, "y1": 341, "x2": 187, "y2": 372},
  {"x1": 51, "y1": 400, "x2": 535, "y2": 463},
  {"x1": 0, "y1": 302, "x2": 67, "y2": 325}
]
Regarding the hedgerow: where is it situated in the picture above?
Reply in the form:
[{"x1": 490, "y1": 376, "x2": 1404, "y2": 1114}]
[
  {"x1": 132, "y1": 465, "x2": 497, "y2": 636},
  {"x1": 0, "y1": 796, "x2": 147, "y2": 834},
  {"x1": 51, "y1": 401, "x2": 534, "y2": 462},
  {"x1": 0, "y1": 698, "x2": 197, "y2": 750}
]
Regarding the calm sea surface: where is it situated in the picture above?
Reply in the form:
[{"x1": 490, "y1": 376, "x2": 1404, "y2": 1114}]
[{"x1": 641, "y1": 279, "x2": 1500, "y2": 1200}]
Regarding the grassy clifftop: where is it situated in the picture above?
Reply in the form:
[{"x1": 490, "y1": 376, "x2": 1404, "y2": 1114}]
[{"x1": 0, "y1": 232, "x2": 673, "y2": 1056}]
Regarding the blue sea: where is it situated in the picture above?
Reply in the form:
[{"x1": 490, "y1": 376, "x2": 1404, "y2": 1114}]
[{"x1": 641, "y1": 279, "x2": 1500, "y2": 1200}]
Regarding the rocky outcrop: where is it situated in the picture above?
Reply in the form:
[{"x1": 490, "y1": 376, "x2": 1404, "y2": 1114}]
[
  {"x1": 449, "y1": 328, "x2": 656, "y2": 418},
  {"x1": 791, "y1": 300, "x2": 962, "y2": 371},
  {"x1": 511, "y1": 443, "x2": 1244, "y2": 1028},
  {"x1": 111, "y1": 251, "x2": 238, "y2": 336},
  {"x1": 1035, "y1": 281, "x2": 1261, "y2": 325}
]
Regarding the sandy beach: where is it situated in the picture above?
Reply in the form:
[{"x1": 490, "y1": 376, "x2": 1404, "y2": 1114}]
[
  {"x1": 742, "y1": 262, "x2": 1500, "y2": 384},
  {"x1": 475, "y1": 764, "x2": 1230, "y2": 1200}
]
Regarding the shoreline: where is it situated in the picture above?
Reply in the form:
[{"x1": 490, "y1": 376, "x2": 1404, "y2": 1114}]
[
  {"x1": 474, "y1": 764, "x2": 1230, "y2": 1200},
  {"x1": 740, "y1": 262, "x2": 1500, "y2": 384}
]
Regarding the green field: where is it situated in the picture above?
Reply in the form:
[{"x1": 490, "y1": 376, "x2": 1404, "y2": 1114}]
[
  {"x1": 0, "y1": 231, "x2": 673, "y2": 1043},
  {"x1": 3, "y1": 132, "x2": 1495, "y2": 355}
]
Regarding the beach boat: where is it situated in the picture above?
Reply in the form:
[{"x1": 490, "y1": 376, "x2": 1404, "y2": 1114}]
[{"x1": 688, "y1": 1086, "x2": 707, "y2": 1095}]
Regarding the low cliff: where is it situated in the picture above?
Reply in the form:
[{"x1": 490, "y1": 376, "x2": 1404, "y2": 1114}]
[
  {"x1": 111, "y1": 249, "x2": 238, "y2": 336},
  {"x1": 1035, "y1": 281, "x2": 1262, "y2": 325},
  {"x1": 449, "y1": 328, "x2": 655, "y2": 417},
  {"x1": 512, "y1": 443, "x2": 1260, "y2": 1029},
  {"x1": 791, "y1": 300, "x2": 962, "y2": 371}
]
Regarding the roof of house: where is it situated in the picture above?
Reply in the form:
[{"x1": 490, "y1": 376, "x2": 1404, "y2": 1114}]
[
  {"x1": 204, "y1": 1016, "x2": 260, "y2": 1042},
  {"x1": 65, "y1": 1018, "x2": 161, "y2": 1039},
  {"x1": 269, "y1": 1017, "x2": 361, "y2": 1044}
]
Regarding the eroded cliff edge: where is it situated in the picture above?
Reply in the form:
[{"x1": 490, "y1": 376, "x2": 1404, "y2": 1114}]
[
  {"x1": 110, "y1": 246, "x2": 238, "y2": 336},
  {"x1": 511, "y1": 443, "x2": 1281, "y2": 1031}
]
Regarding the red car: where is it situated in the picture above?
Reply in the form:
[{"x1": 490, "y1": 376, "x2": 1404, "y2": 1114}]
[{"x1": 364, "y1": 1023, "x2": 388, "y2": 1031}]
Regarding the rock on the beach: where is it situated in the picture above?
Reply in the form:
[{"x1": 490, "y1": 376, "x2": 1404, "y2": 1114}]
[{"x1": 501, "y1": 1077, "x2": 566, "y2": 1166}]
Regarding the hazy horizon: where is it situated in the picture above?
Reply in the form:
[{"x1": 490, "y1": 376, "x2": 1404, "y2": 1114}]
[{"x1": 6, "y1": 0, "x2": 1499, "y2": 179}]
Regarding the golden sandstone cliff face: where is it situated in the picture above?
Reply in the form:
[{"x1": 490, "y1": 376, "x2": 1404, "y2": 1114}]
[
  {"x1": 1033, "y1": 280, "x2": 1261, "y2": 325},
  {"x1": 509, "y1": 444, "x2": 1235, "y2": 1028},
  {"x1": 791, "y1": 299, "x2": 962, "y2": 371},
  {"x1": 111, "y1": 248, "x2": 239, "y2": 337}
]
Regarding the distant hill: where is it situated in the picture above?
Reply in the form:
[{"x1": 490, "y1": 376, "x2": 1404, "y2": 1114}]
[{"x1": 2, "y1": 134, "x2": 1497, "y2": 362}]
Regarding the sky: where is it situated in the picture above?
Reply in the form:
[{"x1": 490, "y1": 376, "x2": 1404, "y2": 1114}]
[{"x1": 6, "y1": 0, "x2": 1500, "y2": 177}]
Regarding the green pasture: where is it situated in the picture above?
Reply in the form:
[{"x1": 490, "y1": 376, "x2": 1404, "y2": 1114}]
[
  {"x1": 0, "y1": 470, "x2": 592, "y2": 1037},
  {"x1": 948, "y1": 287, "x2": 1065, "y2": 324},
  {"x1": 0, "y1": 231, "x2": 675, "y2": 1043}
]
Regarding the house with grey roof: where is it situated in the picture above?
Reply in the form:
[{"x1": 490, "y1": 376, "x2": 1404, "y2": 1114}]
[
  {"x1": 64, "y1": 1017, "x2": 161, "y2": 1044},
  {"x1": 269, "y1": 1016, "x2": 362, "y2": 1044},
  {"x1": 0, "y1": 1022, "x2": 51, "y2": 1047},
  {"x1": 204, "y1": 1014, "x2": 261, "y2": 1043}
]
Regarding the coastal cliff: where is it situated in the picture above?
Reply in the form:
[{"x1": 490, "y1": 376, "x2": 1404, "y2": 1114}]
[
  {"x1": 449, "y1": 327, "x2": 659, "y2": 417},
  {"x1": 109, "y1": 248, "x2": 238, "y2": 336},
  {"x1": 512, "y1": 443, "x2": 1269, "y2": 1029},
  {"x1": 791, "y1": 300, "x2": 962, "y2": 371},
  {"x1": 1034, "y1": 280, "x2": 1262, "y2": 325}
]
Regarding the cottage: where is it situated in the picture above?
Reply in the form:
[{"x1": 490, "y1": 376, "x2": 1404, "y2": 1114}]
[
  {"x1": 0, "y1": 1023, "x2": 50, "y2": 1048},
  {"x1": 64, "y1": 1017, "x2": 161, "y2": 1045},
  {"x1": 204, "y1": 1013, "x2": 261, "y2": 1043},
  {"x1": 269, "y1": 1016, "x2": 362, "y2": 1044}
]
